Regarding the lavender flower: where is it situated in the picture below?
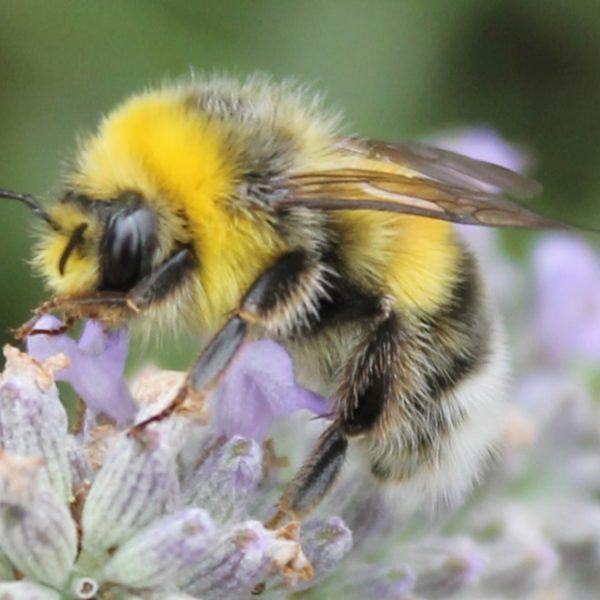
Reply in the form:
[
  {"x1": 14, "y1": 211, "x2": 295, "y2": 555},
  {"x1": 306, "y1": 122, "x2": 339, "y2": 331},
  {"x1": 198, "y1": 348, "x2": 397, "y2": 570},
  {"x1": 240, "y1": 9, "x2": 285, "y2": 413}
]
[
  {"x1": 429, "y1": 125, "x2": 530, "y2": 172},
  {"x1": 0, "y1": 348, "x2": 324, "y2": 599},
  {"x1": 26, "y1": 315, "x2": 135, "y2": 424},
  {"x1": 532, "y1": 234, "x2": 600, "y2": 363},
  {"x1": 212, "y1": 339, "x2": 330, "y2": 441}
]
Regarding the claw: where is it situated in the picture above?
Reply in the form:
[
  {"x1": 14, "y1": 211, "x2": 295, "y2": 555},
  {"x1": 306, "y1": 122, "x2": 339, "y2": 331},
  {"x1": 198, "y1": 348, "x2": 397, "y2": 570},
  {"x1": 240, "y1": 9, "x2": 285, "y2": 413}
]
[
  {"x1": 128, "y1": 383, "x2": 191, "y2": 437},
  {"x1": 264, "y1": 507, "x2": 295, "y2": 530}
]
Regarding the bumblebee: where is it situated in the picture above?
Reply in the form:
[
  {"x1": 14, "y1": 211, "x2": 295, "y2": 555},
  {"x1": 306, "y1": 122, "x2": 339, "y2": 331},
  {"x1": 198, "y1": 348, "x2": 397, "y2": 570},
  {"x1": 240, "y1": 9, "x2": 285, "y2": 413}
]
[{"x1": 0, "y1": 75, "x2": 556, "y2": 523}]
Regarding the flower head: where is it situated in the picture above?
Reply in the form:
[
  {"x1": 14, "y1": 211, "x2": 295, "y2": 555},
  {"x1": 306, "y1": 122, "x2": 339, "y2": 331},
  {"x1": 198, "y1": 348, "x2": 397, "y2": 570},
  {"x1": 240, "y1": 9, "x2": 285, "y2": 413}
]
[
  {"x1": 0, "y1": 347, "x2": 345, "y2": 598},
  {"x1": 532, "y1": 234, "x2": 600, "y2": 363}
]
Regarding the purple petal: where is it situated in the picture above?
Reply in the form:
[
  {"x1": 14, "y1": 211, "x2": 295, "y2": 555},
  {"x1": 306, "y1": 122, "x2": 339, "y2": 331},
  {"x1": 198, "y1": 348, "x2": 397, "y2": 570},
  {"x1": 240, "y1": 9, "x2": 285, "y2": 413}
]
[
  {"x1": 532, "y1": 235, "x2": 600, "y2": 363},
  {"x1": 213, "y1": 340, "x2": 331, "y2": 441},
  {"x1": 26, "y1": 316, "x2": 135, "y2": 425},
  {"x1": 25, "y1": 315, "x2": 79, "y2": 366}
]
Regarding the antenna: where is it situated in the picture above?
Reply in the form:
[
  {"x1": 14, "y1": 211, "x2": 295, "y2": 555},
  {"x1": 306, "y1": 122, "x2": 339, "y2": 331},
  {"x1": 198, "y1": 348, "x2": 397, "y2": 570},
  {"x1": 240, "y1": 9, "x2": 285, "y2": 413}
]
[{"x1": 0, "y1": 188, "x2": 60, "y2": 230}]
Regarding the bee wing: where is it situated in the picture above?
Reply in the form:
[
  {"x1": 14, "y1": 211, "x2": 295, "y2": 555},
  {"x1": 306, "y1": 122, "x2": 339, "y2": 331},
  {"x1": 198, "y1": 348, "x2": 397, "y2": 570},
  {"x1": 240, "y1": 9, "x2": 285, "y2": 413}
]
[
  {"x1": 349, "y1": 138, "x2": 542, "y2": 198},
  {"x1": 281, "y1": 137, "x2": 562, "y2": 228}
]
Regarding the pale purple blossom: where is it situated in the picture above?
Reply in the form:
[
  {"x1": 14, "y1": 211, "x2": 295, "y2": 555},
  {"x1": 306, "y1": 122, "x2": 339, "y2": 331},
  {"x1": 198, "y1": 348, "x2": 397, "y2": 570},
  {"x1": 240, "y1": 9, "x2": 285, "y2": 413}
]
[
  {"x1": 532, "y1": 234, "x2": 600, "y2": 363},
  {"x1": 213, "y1": 339, "x2": 331, "y2": 441},
  {"x1": 0, "y1": 349, "x2": 330, "y2": 598},
  {"x1": 26, "y1": 315, "x2": 135, "y2": 425},
  {"x1": 430, "y1": 125, "x2": 530, "y2": 172},
  {"x1": 26, "y1": 319, "x2": 331, "y2": 442}
]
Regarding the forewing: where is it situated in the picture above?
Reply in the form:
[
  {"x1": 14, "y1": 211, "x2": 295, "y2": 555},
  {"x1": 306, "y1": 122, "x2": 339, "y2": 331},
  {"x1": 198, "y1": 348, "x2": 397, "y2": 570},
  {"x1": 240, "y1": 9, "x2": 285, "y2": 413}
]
[
  {"x1": 281, "y1": 137, "x2": 561, "y2": 229},
  {"x1": 349, "y1": 138, "x2": 542, "y2": 198}
]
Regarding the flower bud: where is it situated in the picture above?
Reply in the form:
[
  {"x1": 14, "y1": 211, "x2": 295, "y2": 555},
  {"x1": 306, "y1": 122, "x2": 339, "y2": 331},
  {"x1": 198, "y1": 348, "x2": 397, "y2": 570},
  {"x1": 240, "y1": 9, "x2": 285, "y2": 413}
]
[
  {"x1": 180, "y1": 521, "x2": 276, "y2": 598},
  {"x1": 0, "y1": 452, "x2": 77, "y2": 588},
  {"x1": 0, "y1": 581, "x2": 61, "y2": 599},
  {"x1": 300, "y1": 517, "x2": 353, "y2": 580},
  {"x1": 102, "y1": 508, "x2": 215, "y2": 589},
  {"x1": 81, "y1": 425, "x2": 182, "y2": 554},
  {"x1": 0, "y1": 347, "x2": 73, "y2": 502},
  {"x1": 185, "y1": 436, "x2": 263, "y2": 523}
]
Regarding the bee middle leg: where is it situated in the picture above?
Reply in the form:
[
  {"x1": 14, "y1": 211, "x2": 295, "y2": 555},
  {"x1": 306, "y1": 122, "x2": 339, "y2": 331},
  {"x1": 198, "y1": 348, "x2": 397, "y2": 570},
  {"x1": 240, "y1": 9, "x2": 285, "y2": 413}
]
[
  {"x1": 270, "y1": 304, "x2": 402, "y2": 525},
  {"x1": 189, "y1": 249, "x2": 329, "y2": 386},
  {"x1": 133, "y1": 249, "x2": 332, "y2": 429}
]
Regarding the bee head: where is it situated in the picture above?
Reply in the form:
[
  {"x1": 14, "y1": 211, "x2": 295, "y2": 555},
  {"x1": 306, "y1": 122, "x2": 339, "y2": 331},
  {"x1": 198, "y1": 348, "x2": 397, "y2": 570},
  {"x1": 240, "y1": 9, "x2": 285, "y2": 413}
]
[{"x1": 9, "y1": 189, "x2": 158, "y2": 297}]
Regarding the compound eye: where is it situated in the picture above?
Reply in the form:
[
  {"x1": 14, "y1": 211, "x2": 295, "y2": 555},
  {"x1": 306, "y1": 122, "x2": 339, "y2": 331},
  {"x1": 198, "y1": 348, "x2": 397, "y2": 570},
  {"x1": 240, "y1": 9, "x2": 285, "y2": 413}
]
[{"x1": 100, "y1": 208, "x2": 154, "y2": 291}]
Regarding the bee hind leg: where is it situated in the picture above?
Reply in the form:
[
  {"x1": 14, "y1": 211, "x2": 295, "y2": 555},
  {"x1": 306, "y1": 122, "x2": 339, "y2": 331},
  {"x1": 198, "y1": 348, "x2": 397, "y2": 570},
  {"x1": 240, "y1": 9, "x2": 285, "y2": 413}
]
[
  {"x1": 269, "y1": 304, "x2": 401, "y2": 526},
  {"x1": 266, "y1": 423, "x2": 348, "y2": 528}
]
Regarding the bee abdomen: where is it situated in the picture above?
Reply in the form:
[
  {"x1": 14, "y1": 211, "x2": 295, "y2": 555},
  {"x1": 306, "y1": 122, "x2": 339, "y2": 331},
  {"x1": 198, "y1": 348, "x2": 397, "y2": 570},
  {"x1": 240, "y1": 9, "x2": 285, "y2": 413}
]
[
  {"x1": 420, "y1": 260, "x2": 491, "y2": 398},
  {"x1": 364, "y1": 260, "x2": 507, "y2": 506},
  {"x1": 367, "y1": 320, "x2": 507, "y2": 508}
]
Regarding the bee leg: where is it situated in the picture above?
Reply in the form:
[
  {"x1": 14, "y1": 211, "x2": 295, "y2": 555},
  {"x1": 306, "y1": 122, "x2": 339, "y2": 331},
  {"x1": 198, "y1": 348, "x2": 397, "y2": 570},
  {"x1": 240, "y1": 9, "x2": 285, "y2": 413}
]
[
  {"x1": 267, "y1": 423, "x2": 348, "y2": 528},
  {"x1": 17, "y1": 249, "x2": 197, "y2": 340},
  {"x1": 126, "y1": 247, "x2": 197, "y2": 310},
  {"x1": 133, "y1": 249, "x2": 329, "y2": 429},
  {"x1": 270, "y1": 304, "x2": 398, "y2": 525},
  {"x1": 15, "y1": 294, "x2": 129, "y2": 339},
  {"x1": 338, "y1": 310, "x2": 401, "y2": 435},
  {"x1": 192, "y1": 250, "x2": 328, "y2": 385}
]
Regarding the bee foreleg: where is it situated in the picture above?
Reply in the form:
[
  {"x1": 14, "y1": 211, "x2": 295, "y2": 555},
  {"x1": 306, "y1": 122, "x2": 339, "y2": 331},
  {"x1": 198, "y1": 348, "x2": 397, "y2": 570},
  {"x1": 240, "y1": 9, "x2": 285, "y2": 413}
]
[
  {"x1": 16, "y1": 293, "x2": 129, "y2": 339},
  {"x1": 126, "y1": 247, "x2": 197, "y2": 310}
]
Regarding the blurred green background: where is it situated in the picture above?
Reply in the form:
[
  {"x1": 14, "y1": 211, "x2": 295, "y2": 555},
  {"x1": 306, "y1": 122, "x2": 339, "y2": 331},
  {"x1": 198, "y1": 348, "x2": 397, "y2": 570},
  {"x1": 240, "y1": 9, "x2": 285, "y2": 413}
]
[{"x1": 1, "y1": 0, "x2": 599, "y2": 363}]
